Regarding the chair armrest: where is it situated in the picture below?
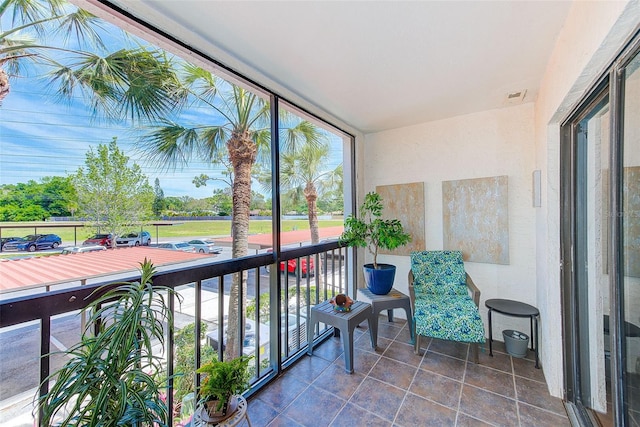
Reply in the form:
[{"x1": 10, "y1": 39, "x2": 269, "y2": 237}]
[
  {"x1": 408, "y1": 270, "x2": 416, "y2": 307},
  {"x1": 465, "y1": 273, "x2": 481, "y2": 307}
]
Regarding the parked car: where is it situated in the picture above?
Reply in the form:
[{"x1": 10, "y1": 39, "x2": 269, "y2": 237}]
[
  {"x1": 156, "y1": 242, "x2": 196, "y2": 252},
  {"x1": 0, "y1": 236, "x2": 21, "y2": 251},
  {"x1": 187, "y1": 239, "x2": 223, "y2": 254},
  {"x1": 265, "y1": 249, "x2": 315, "y2": 276},
  {"x1": 115, "y1": 231, "x2": 151, "y2": 246},
  {"x1": 83, "y1": 233, "x2": 112, "y2": 247},
  {"x1": 61, "y1": 245, "x2": 107, "y2": 254},
  {"x1": 2, "y1": 234, "x2": 62, "y2": 252}
]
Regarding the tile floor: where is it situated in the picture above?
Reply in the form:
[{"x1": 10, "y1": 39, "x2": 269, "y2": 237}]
[{"x1": 243, "y1": 315, "x2": 571, "y2": 427}]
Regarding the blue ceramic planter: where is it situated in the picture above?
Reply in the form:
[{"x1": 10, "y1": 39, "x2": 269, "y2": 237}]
[{"x1": 363, "y1": 263, "x2": 396, "y2": 295}]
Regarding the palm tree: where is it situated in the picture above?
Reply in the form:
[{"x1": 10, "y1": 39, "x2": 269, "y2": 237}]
[
  {"x1": 0, "y1": 0, "x2": 107, "y2": 104},
  {"x1": 278, "y1": 141, "x2": 342, "y2": 244},
  {"x1": 1, "y1": 0, "x2": 181, "y2": 117},
  {"x1": 138, "y1": 68, "x2": 324, "y2": 359}
]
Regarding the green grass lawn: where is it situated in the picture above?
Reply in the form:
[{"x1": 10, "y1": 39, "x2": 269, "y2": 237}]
[{"x1": 0, "y1": 219, "x2": 344, "y2": 244}]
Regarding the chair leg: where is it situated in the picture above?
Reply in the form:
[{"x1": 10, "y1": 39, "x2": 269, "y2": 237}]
[
  {"x1": 414, "y1": 334, "x2": 421, "y2": 355},
  {"x1": 471, "y1": 343, "x2": 480, "y2": 364}
]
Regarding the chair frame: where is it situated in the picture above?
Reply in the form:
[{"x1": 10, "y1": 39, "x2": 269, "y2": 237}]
[{"x1": 408, "y1": 270, "x2": 482, "y2": 363}]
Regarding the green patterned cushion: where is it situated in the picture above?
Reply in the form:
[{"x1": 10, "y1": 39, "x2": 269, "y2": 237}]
[
  {"x1": 410, "y1": 251, "x2": 467, "y2": 295},
  {"x1": 413, "y1": 294, "x2": 485, "y2": 343}
]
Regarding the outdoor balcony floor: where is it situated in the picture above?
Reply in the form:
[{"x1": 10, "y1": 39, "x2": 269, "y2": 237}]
[{"x1": 244, "y1": 315, "x2": 570, "y2": 427}]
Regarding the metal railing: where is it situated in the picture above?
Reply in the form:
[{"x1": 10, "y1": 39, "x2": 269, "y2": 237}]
[{"x1": 0, "y1": 240, "x2": 348, "y2": 426}]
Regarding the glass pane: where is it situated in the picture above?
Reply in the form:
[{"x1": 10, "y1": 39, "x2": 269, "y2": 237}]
[
  {"x1": 0, "y1": 319, "x2": 42, "y2": 425},
  {"x1": 622, "y1": 50, "x2": 640, "y2": 425},
  {"x1": 575, "y1": 94, "x2": 610, "y2": 419}
]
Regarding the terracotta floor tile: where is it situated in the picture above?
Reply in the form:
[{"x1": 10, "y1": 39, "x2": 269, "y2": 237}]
[
  {"x1": 330, "y1": 402, "x2": 391, "y2": 427},
  {"x1": 283, "y1": 385, "x2": 345, "y2": 427},
  {"x1": 349, "y1": 377, "x2": 405, "y2": 422},
  {"x1": 515, "y1": 376, "x2": 566, "y2": 416},
  {"x1": 410, "y1": 368, "x2": 462, "y2": 409},
  {"x1": 420, "y1": 351, "x2": 467, "y2": 381},
  {"x1": 382, "y1": 340, "x2": 423, "y2": 367},
  {"x1": 518, "y1": 402, "x2": 571, "y2": 427},
  {"x1": 455, "y1": 413, "x2": 495, "y2": 426},
  {"x1": 248, "y1": 332, "x2": 570, "y2": 427},
  {"x1": 459, "y1": 384, "x2": 519, "y2": 427},
  {"x1": 464, "y1": 362, "x2": 516, "y2": 399},
  {"x1": 312, "y1": 363, "x2": 366, "y2": 400},
  {"x1": 368, "y1": 356, "x2": 417, "y2": 390},
  {"x1": 245, "y1": 397, "x2": 279, "y2": 426},
  {"x1": 395, "y1": 393, "x2": 457, "y2": 426},
  {"x1": 256, "y1": 375, "x2": 309, "y2": 411}
]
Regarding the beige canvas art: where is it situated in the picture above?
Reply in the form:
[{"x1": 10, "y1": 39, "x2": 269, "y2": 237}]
[
  {"x1": 442, "y1": 176, "x2": 509, "y2": 264},
  {"x1": 376, "y1": 182, "x2": 425, "y2": 256}
]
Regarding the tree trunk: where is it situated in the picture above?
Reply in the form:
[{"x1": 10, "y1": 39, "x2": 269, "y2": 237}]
[
  {"x1": 224, "y1": 131, "x2": 256, "y2": 360},
  {"x1": 304, "y1": 183, "x2": 319, "y2": 244},
  {"x1": 304, "y1": 182, "x2": 324, "y2": 295}
]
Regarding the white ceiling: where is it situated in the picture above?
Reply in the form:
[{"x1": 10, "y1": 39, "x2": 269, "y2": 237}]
[{"x1": 103, "y1": 1, "x2": 572, "y2": 134}]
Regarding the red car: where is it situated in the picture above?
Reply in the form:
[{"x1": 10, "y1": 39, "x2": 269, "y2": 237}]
[
  {"x1": 266, "y1": 250, "x2": 315, "y2": 276},
  {"x1": 83, "y1": 234, "x2": 112, "y2": 247}
]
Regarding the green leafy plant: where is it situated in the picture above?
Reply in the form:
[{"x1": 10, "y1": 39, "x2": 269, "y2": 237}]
[
  {"x1": 196, "y1": 355, "x2": 252, "y2": 413},
  {"x1": 38, "y1": 259, "x2": 175, "y2": 426},
  {"x1": 340, "y1": 191, "x2": 411, "y2": 268}
]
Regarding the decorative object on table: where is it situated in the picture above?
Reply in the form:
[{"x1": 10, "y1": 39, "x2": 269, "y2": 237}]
[
  {"x1": 196, "y1": 355, "x2": 252, "y2": 423},
  {"x1": 502, "y1": 329, "x2": 530, "y2": 358},
  {"x1": 330, "y1": 293, "x2": 354, "y2": 312},
  {"x1": 340, "y1": 191, "x2": 412, "y2": 295},
  {"x1": 409, "y1": 250, "x2": 485, "y2": 363},
  {"x1": 37, "y1": 259, "x2": 174, "y2": 426}
]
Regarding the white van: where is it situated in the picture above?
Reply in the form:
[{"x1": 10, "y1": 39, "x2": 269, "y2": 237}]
[{"x1": 61, "y1": 245, "x2": 107, "y2": 254}]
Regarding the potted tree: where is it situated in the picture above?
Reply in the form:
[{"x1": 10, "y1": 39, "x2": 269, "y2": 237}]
[
  {"x1": 340, "y1": 191, "x2": 411, "y2": 294},
  {"x1": 195, "y1": 355, "x2": 252, "y2": 423},
  {"x1": 38, "y1": 259, "x2": 174, "y2": 426}
]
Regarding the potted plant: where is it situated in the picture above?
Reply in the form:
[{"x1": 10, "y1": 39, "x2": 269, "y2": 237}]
[
  {"x1": 195, "y1": 355, "x2": 252, "y2": 422},
  {"x1": 340, "y1": 191, "x2": 411, "y2": 294},
  {"x1": 38, "y1": 259, "x2": 174, "y2": 426}
]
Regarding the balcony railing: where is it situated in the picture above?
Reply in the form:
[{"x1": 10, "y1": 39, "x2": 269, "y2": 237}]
[{"x1": 0, "y1": 240, "x2": 348, "y2": 426}]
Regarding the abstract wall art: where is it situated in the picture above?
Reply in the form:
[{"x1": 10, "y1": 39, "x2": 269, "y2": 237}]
[
  {"x1": 442, "y1": 176, "x2": 509, "y2": 264},
  {"x1": 376, "y1": 182, "x2": 425, "y2": 256}
]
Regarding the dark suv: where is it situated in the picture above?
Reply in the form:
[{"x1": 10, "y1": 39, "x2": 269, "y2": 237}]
[{"x1": 2, "y1": 234, "x2": 62, "y2": 252}]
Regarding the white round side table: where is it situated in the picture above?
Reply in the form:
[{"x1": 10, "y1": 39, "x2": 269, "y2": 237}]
[{"x1": 192, "y1": 395, "x2": 251, "y2": 427}]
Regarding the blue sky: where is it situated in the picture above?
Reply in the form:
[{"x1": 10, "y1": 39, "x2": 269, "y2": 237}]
[
  {"x1": 0, "y1": 76, "x2": 236, "y2": 198},
  {"x1": 0, "y1": 7, "x2": 343, "y2": 199}
]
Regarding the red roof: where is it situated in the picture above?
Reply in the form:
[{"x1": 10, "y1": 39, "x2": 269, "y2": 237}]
[
  {"x1": 216, "y1": 226, "x2": 343, "y2": 249},
  {"x1": 0, "y1": 247, "x2": 211, "y2": 294}
]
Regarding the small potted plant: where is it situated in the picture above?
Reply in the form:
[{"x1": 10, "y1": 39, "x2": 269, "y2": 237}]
[
  {"x1": 340, "y1": 191, "x2": 411, "y2": 294},
  {"x1": 196, "y1": 355, "x2": 252, "y2": 423}
]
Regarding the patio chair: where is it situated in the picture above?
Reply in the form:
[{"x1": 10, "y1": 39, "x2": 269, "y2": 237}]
[{"x1": 408, "y1": 250, "x2": 485, "y2": 363}]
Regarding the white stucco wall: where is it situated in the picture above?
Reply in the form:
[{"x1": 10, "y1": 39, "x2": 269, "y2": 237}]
[
  {"x1": 534, "y1": 0, "x2": 638, "y2": 398},
  {"x1": 362, "y1": 102, "x2": 538, "y2": 337},
  {"x1": 361, "y1": 0, "x2": 639, "y2": 400}
]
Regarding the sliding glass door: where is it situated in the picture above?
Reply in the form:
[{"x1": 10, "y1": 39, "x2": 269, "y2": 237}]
[
  {"x1": 562, "y1": 35, "x2": 640, "y2": 426},
  {"x1": 619, "y1": 47, "x2": 640, "y2": 426}
]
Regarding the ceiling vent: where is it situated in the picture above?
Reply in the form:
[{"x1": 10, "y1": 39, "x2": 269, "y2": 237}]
[{"x1": 505, "y1": 89, "x2": 527, "y2": 104}]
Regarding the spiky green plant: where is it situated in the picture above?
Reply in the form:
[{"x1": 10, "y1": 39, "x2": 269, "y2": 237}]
[{"x1": 38, "y1": 259, "x2": 175, "y2": 426}]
